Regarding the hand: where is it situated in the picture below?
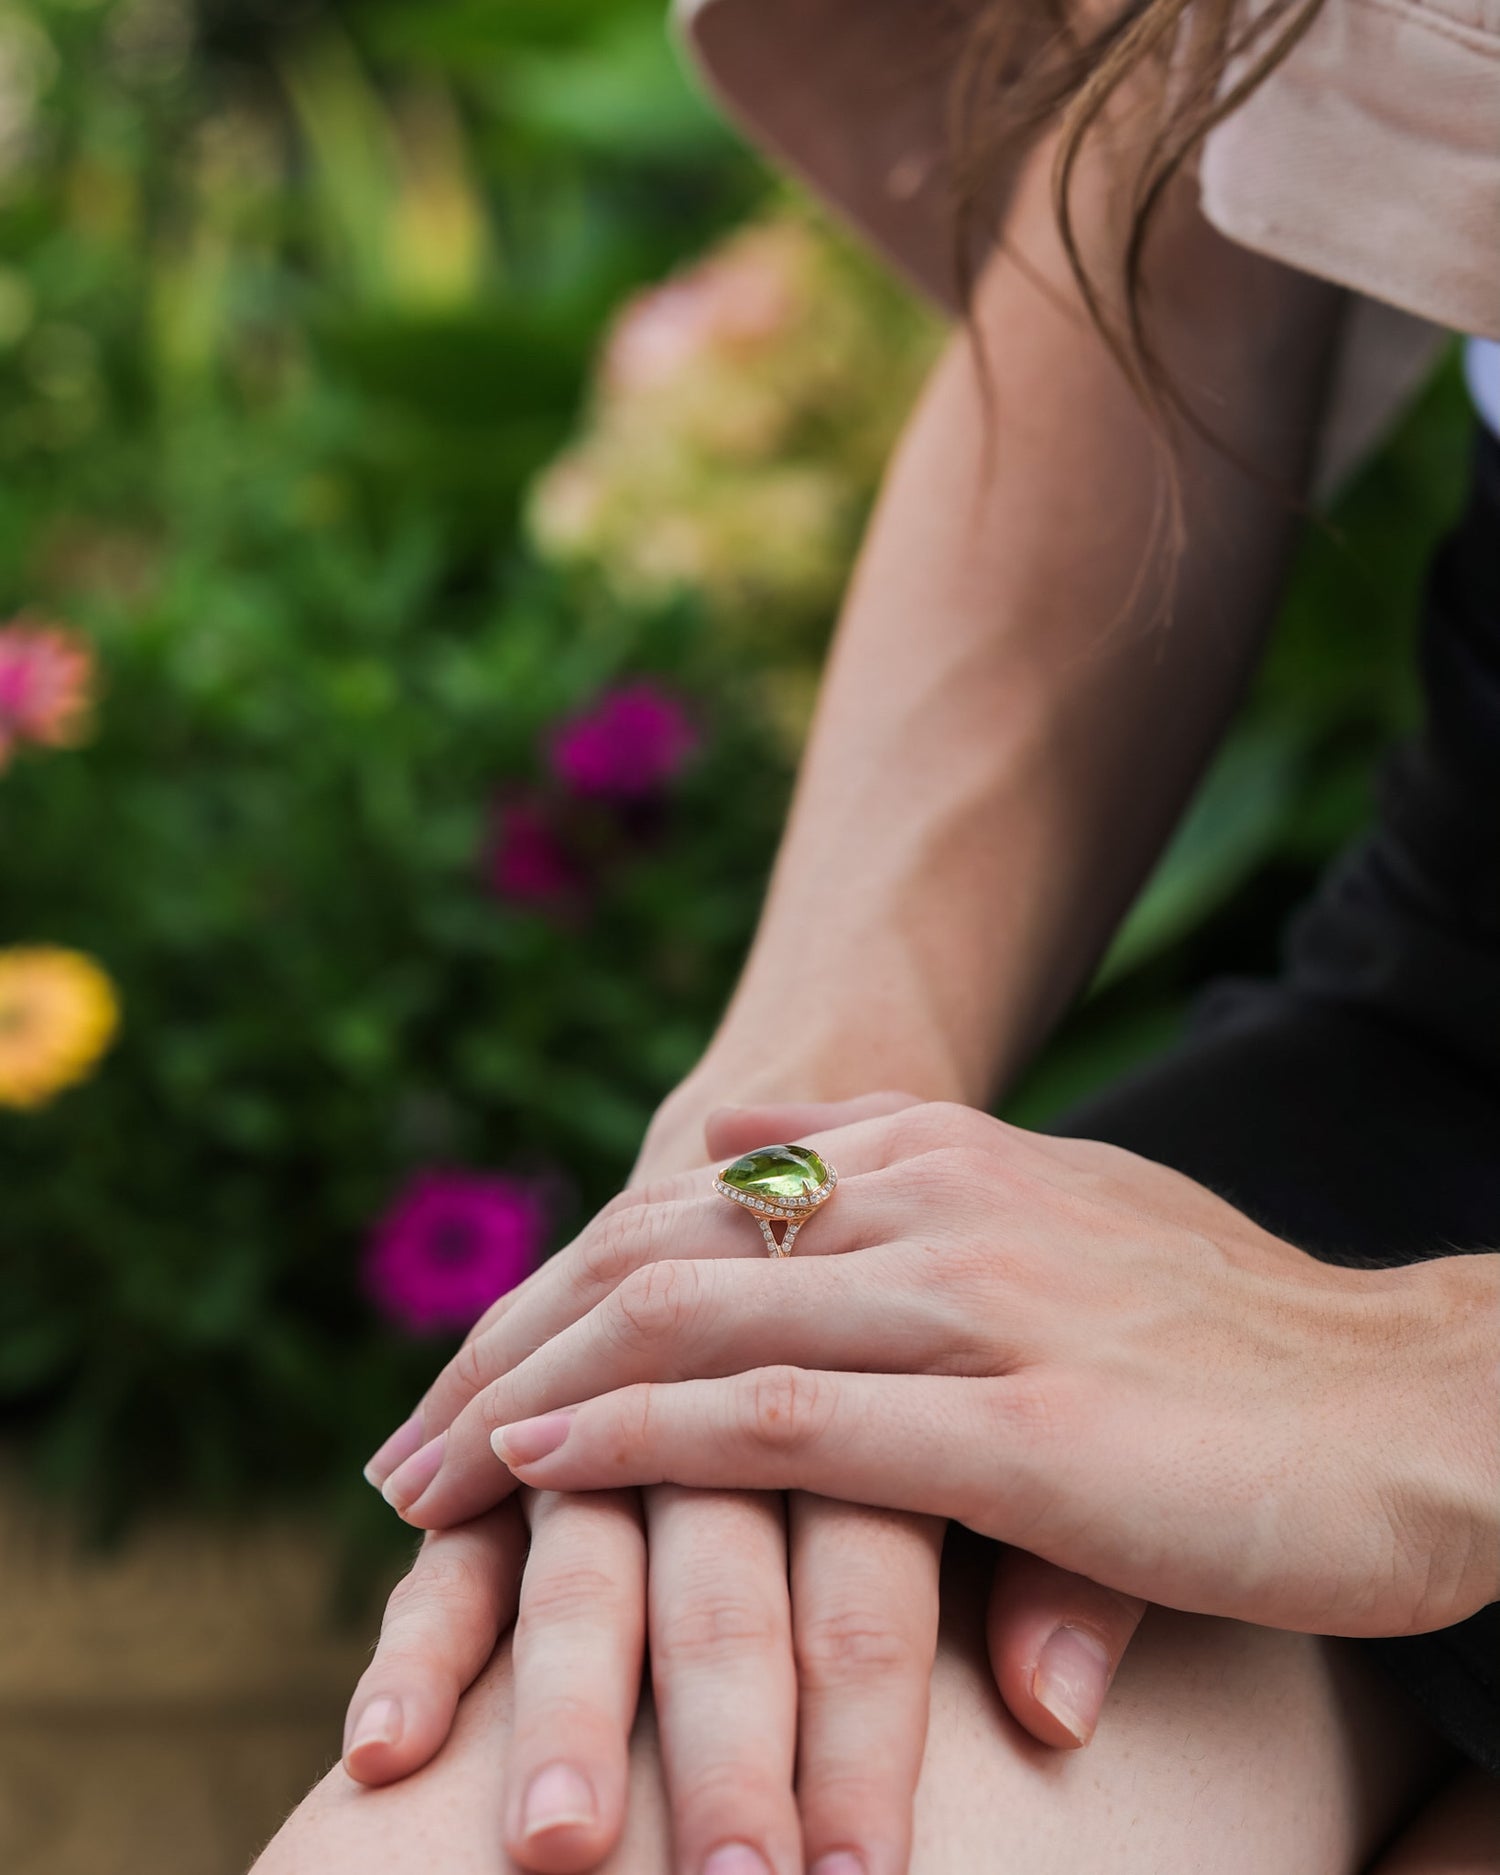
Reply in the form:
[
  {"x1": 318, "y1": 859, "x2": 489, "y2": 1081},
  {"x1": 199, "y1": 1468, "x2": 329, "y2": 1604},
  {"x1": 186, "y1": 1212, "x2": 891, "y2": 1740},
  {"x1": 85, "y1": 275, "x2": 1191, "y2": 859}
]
[
  {"x1": 411, "y1": 1101, "x2": 1500, "y2": 1637},
  {"x1": 373, "y1": 1093, "x2": 1147, "y2": 1768},
  {"x1": 360, "y1": 1101, "x2": 945, "y2": 1875},
  {"x1": 342, "y1": 1493, "x2": 647, "y2": 1870}
]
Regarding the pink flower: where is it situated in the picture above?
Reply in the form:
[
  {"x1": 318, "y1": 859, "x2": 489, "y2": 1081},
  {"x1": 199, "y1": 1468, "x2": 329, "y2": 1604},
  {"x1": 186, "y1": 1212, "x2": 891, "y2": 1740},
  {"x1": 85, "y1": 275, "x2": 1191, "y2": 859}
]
[
  {"x1": 549, "y1": 683, "x2": 698, "y2": 800},
  {"x1": 0, "y1": 615, "x2": 96, "y2": 770},
  {"x1": 602, "y1": 227, "x2": 801, "y2": 395},
  {"x1": 484, "y1": 793, "x2": 584, "y2": 907},
  {"x1": 364, "y1": 1169, "x2": 549, "y2": 1335}
]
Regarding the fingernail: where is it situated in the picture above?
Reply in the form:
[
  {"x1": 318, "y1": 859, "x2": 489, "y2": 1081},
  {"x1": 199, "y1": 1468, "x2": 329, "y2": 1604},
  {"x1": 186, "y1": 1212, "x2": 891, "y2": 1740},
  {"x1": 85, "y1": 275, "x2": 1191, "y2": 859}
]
[
  {"x1": 810, "y1": 1855, "x2": 867, "y2": 1875},
  {"x1": 1032, "y1": 1624, "x2": 1113, "y2": 1746},
  {"x1": 520, "y1": 1761, "x2": 597, "y2": 1840},
  {"x1": 380, "y1": 1431, "x2": 446, "y2": 1514},
  {"x1": 492, "y1": 1410, "x2": 575, "y2": 1468},
  {"x1": 363, "y1": 1411, "x2": 424, "y2": 1489},
  {"x1": 345, "y1": 1696, "x2": 402, "y2": 1764},
  {"x1": 701, "y1": 1846, "x2": 773, "y2": 1875}
]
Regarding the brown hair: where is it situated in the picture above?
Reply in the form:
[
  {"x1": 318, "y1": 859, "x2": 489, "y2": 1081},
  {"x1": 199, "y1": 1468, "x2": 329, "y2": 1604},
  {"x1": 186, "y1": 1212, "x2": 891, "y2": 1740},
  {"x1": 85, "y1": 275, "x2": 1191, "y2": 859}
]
[{"x1": 937, "y1": 0, "x2": 1329, "y2": 551}]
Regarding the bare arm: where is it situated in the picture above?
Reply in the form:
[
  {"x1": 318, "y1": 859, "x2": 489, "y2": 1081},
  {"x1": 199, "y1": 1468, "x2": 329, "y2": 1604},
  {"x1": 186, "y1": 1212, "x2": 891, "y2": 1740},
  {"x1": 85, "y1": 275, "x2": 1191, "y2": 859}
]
[{"x1": 647, "y1": 137, "x2": 1345, "y2": 1162}]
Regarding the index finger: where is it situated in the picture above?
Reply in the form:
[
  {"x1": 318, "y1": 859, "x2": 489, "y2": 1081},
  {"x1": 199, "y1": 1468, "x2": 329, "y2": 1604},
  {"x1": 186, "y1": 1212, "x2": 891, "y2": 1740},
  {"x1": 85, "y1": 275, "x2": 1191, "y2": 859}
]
[
  {"x1": 362, "y1": 1168, "x2": 707, "y2": 1491},
  {"x1": 372, "y1": 1107, "x2": 929, "y2": 1493},
  {"x1": 344, "y1": 1505, "x2": 527, "y2": 1786}
]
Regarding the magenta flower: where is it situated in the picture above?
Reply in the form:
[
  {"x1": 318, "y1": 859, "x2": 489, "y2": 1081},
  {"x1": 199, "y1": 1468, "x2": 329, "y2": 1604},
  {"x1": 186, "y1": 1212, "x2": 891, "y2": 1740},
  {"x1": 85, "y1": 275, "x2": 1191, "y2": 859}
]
[
  {"x1": 364, "y1": 1169, "x2": 549, "y2": 1335},
  {"x1": 549, "y1": 683, "x2": 698, "y2": 800},
  {"x1": 485, "y1": 792, "x2": 584, "y2": 908}
]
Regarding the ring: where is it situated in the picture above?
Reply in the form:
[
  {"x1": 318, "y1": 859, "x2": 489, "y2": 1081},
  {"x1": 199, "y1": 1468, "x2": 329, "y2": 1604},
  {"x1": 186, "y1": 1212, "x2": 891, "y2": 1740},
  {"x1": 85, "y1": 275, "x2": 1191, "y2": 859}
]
[{"x1": 714, "y1": 1144, "x2": 838, "y2": 1258}]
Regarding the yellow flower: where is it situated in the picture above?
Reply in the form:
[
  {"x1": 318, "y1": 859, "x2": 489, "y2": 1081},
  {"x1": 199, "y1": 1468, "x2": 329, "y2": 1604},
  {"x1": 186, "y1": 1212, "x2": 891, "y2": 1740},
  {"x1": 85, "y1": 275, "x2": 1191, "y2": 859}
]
[{"x1": 0, "y1": 947, "x2": 119, "y2": 1109}]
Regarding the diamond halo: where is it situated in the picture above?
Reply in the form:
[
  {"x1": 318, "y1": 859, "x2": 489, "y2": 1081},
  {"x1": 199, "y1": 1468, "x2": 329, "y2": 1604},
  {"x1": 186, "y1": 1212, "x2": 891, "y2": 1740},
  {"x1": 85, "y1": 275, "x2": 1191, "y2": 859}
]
[{"x1": 714, "y1": 1144, "x2": 838, "y2": 1257}]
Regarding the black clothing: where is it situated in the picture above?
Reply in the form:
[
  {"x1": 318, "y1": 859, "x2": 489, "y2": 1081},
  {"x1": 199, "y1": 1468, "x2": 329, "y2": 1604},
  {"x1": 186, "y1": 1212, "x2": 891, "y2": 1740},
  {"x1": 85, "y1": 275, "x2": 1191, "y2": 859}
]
[{"x1": 1051, "y1": 422, "x2": 1500, "y2": 1778}]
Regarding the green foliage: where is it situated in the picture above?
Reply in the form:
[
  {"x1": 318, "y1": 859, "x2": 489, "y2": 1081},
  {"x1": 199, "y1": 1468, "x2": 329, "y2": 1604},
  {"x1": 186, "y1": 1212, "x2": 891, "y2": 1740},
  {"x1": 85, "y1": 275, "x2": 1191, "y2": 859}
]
[
  {"x1": 0, "y1": 0, "x2": 1473, "y2": 1545},
  {"x1": 0, "y1": 0, "x2": 777, "y2": 1543}
]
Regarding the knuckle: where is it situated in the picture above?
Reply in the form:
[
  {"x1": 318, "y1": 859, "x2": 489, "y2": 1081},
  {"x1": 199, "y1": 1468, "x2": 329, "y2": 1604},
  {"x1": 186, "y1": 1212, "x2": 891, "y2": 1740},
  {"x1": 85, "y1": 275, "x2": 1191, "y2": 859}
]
[
  {"x1": 611, "y1": 1258, "x2": 697, "y2": 1344},
  {"x1": 577, "y1": 1199, "x2": 650, "y2": 1296},
  {"x1": 884, "y1": 1099, "x2": 975, "y2": 1158},
  {"x1": 510, "y1": 1687, "x2": 615, "y2": 1753},
  {"x1": 987, "y1": 1368, "x2": 1067, "y2": 1445},
  {"x1": 474, "y1": 1371, "x2": 514, "y2": 1436},
  {"x1": 415, "y1": 1542, "x2": 495, "y2": 1609},
  {"x1": 884, "y1": 1102, "x2": 940, "y2": 1156},
  {"x1": 797, "y1": 1767, "x2": 900, "y2": 1826},
  {"x1": 448, "y1": 1333, "x2": 491, "y2": 1402},
  {"x1": 381, "y1": 1544, "x2": 487, "y2": 1636},
  {"x1": 796, "y1": 1607, "x2": 922, "y2": 1691},
  {"x1": 903, "y1": 1143, "x2": 985, "y2": 1202},
  {"x1": 675, "y1": 1764, "x2": 786, "y2": 1837},
  {"x1": 653, "y1": 1591, "x2": 783, "y2": 1668},
  {"x1": 367, "y1": 1629, "x2": 453, "y2": 1687},
  {"x1": 740, "y1": 1364, "x2": 829, "y2": 1454},
  {"x1": 949, "y1": 1139, "x2": 998, "y2": 1186},
  {"x1": 516, "y1": 1560, "x2": 629, "y2": 1633}
]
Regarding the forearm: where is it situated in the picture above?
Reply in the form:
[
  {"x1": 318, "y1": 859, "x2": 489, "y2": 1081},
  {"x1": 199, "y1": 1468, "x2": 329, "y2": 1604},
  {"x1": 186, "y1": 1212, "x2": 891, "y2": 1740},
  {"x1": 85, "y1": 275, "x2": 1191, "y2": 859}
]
[{"x1": 649, "y1": 139, "x2": 1345, "y2": 1164}]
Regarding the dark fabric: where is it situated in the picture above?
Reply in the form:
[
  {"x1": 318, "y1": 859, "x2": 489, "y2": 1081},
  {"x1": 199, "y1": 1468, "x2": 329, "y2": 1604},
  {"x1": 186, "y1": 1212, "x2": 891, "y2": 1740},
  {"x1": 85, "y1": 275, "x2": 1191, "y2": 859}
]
[{"x1": 1048, "y1": 421, "x2": 1500, "y2": 1779}]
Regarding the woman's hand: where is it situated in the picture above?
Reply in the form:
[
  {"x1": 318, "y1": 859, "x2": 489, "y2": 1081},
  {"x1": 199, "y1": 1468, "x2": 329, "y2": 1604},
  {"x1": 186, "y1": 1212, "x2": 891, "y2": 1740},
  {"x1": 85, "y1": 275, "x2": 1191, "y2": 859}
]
[
  {"x1": 357, "y1": 1096, "x2": 948, "y2": 1875},
  {"x1": 400, "y1": 1100, "x2": 1500, "y2": 1639},
  {"x1": 342, "y1": 1493, "x2": 647, "y2": 1870}
]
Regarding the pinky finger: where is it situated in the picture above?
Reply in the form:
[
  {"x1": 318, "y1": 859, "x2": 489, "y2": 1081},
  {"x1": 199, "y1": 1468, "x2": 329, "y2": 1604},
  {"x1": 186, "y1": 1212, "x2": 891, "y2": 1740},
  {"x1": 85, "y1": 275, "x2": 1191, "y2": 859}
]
[
  {"x1": 984, "y1": 1546, "x2": 1146, "y2": 1749},
  {"x1": 343, "y1": 1502, "x2": 527, "y2": 1785}
]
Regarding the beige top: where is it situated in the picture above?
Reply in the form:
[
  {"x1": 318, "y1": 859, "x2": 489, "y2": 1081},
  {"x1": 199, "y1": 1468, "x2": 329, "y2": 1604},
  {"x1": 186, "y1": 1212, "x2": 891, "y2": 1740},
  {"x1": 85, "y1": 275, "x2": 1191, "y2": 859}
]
[{"x1": 669, "y1": 0, "x2": 1500, "y2": 496}]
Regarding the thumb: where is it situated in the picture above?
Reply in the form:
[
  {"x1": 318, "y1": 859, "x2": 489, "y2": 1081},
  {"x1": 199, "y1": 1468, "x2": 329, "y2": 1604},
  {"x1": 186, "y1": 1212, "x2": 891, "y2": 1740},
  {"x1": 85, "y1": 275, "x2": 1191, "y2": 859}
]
[
  {"x1": 985, "y1": 1548, "x2": 1147, "y2": 1750},
  {"x1": 703, "y1": 1090, "x2": 923, "y2": 1162}
]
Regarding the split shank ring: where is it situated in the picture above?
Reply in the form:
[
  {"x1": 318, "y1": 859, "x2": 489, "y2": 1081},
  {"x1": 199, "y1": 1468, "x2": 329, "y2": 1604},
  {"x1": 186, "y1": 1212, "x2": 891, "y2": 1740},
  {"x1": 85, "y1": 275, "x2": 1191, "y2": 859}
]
[{"x1": 714, "y1": 1144, "x2": 838, "y2": 1258}]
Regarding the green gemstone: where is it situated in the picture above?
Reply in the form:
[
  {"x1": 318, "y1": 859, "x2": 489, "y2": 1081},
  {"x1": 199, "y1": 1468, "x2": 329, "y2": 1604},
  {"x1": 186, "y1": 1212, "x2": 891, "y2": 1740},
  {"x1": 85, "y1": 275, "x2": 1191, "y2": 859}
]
[{"x1": 720, "y1": 1144, "x2": 829, "y2": 1204}]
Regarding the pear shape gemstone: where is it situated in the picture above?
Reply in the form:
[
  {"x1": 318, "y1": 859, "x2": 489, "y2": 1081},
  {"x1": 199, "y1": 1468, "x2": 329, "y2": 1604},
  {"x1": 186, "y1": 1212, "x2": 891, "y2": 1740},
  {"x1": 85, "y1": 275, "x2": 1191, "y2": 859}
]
[{"x1": 719, "y1": 1144, "x2": 830, "y2": 1206}]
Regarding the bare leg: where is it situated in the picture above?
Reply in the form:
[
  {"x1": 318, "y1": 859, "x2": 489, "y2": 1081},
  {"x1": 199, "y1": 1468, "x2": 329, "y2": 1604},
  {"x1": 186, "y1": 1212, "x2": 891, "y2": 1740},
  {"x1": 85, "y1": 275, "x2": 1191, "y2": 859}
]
[{"x1": 251, "y1": 1538, "x2": 1467, "y2": 1875}]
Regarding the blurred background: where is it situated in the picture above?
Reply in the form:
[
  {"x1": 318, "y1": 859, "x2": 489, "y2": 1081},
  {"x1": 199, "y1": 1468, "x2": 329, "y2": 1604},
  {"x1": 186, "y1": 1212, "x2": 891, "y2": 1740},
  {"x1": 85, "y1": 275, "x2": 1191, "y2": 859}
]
[{"x1": 0, "y1": 0, "x2": 1471, "y2": 1868}]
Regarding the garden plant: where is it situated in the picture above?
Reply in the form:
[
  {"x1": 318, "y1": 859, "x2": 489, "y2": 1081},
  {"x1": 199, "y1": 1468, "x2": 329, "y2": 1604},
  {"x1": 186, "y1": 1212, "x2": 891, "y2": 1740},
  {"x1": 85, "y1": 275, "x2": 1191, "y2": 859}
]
[{"x1": 0, "y1": 0, "x2": 1470, "y2": 1566}]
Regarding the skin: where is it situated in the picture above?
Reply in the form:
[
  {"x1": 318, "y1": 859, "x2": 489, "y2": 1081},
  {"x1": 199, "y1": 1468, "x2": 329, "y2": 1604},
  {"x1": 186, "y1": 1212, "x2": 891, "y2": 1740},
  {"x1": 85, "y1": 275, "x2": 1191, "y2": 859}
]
[
  {"x1": 262, "y1": 106, "x2": 1500, "y2": 1875},
  {"x1": 413, "y1": 1099, "x2": 1500, "y2": 1639},
  {"x1": 256, "y1": 1542, "x2": 1497, "y2": 1875}
]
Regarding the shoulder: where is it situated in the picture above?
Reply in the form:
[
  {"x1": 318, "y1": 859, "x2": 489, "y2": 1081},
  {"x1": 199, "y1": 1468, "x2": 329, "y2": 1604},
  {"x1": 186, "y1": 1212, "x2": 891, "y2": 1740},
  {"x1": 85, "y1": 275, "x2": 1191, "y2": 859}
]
[{"x1": 671, "y1": 0, "x2": 1495, "y2": 486}]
